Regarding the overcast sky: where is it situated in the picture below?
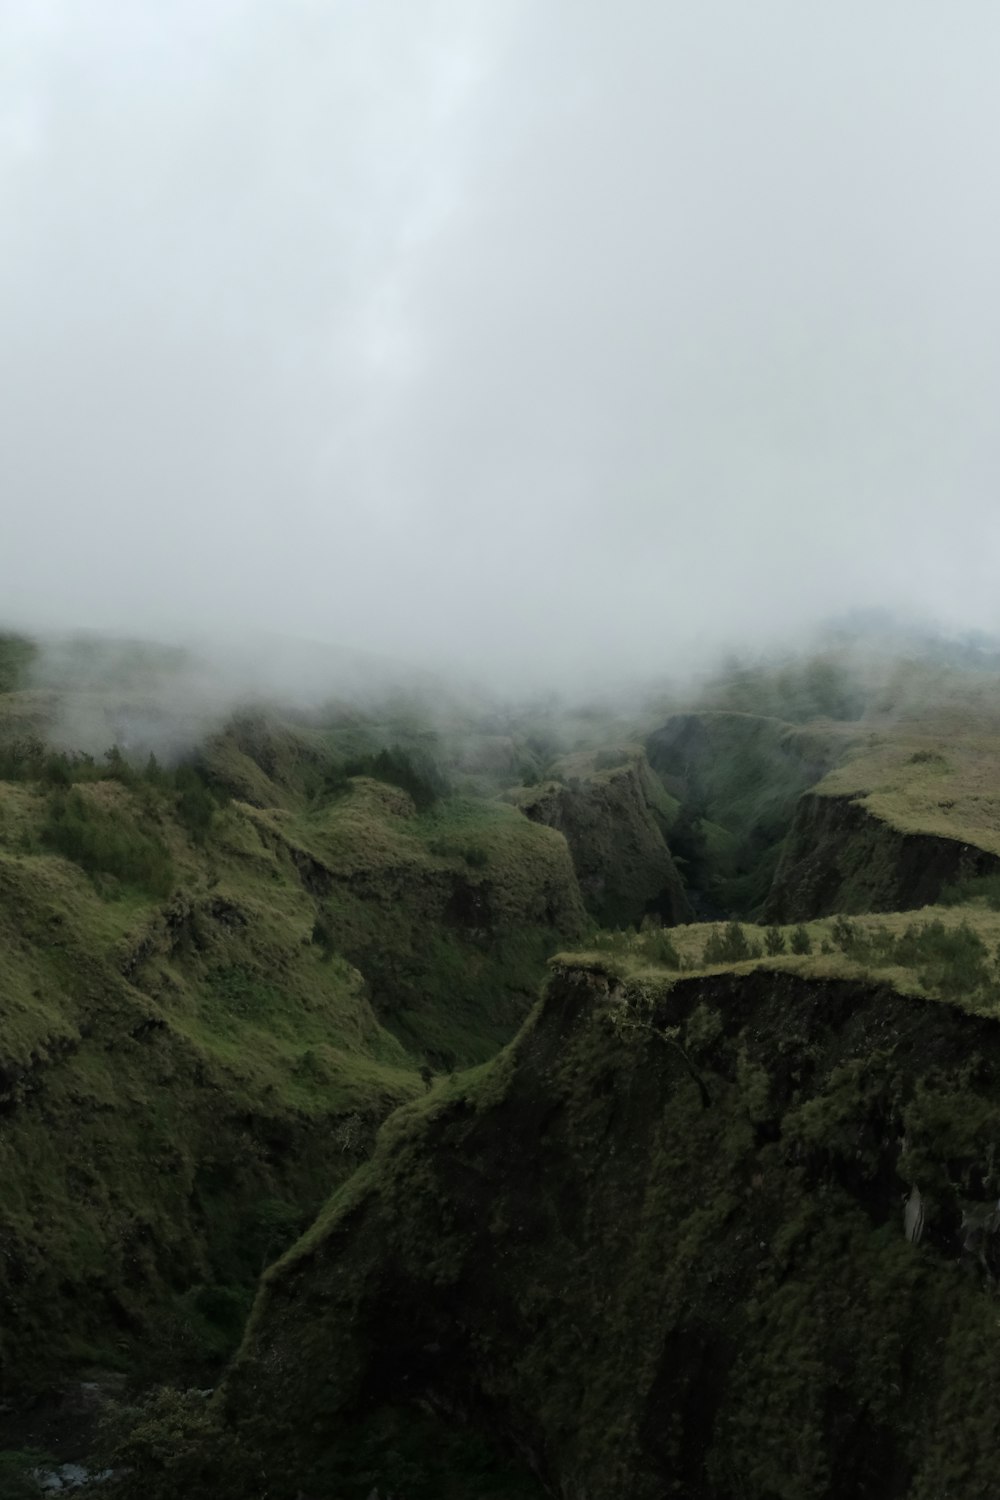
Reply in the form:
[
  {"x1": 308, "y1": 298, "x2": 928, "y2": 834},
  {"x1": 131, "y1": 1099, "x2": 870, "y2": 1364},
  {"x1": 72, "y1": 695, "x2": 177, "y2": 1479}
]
[{"x1": 3, "y1": 1, "x2": 1000, "y2": 683}]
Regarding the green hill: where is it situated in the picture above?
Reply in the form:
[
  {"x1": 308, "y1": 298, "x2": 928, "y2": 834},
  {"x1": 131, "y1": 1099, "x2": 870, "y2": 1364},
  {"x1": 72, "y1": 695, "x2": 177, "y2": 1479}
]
[
  {"x1": 8, "y1": 630, "x2": 1000, "y2": 1497},
  {"x1": 0, "y1": 657, "x2": 588, "y2": 1403}
]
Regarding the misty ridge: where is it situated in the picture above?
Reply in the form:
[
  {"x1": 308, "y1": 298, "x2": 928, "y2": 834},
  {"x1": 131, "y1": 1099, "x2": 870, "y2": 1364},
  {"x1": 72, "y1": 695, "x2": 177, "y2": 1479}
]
[{"x1": 3, "y1": 612, "x2": 999, "y2": 776}]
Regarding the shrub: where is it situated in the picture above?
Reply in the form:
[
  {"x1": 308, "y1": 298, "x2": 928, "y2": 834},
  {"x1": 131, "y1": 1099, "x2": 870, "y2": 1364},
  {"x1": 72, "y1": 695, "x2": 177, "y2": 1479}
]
[
  {"x1": 939, "y1": 874, "x2": 1000, "y2": 912},
  {"x1": 790, "y1": 924, "x2": 812, "y2": 955},
  {"x1": 94, "y1": 1387, "x2": 251, "y2": 1500},
  {"x1": 821, "y1": 915, "x2": 994, "y2": 998},
  {"x1": 0, "y1": 738, "x2": 46, "y2": 781},
  {"x1": 703, "y1": 921, "x2": 760, "y2": 964},
  {"x1": 41, "y1": 790, "x2": 174, "y2": 897},
  {"x1": 343, "y1": 744, "x2": 449, "y2": 811},
  {"x1": 593, "y1": 928, "x2": 630, "y2": 954},
  {"x1": 40, "y1": 752, "x2": 74, "y2": 787},
  {"x1": 895, "y1": 919, "x2": 991, "y2": 999},
  {"x1": 646, "y1": 928, "x2": 682, "y2": 968},
  {"x1": 174, "y1": 765, "x2": 221, "y2": 844},
  {"x1": 764, "y1": 924, "x2": 786, "y2": 956},
  {"x1": 0, "y1": 633, "x2": 37, "y2": 693},
  {"x1": 830, "y1": 914, "x2": 859, "y2": 953}
]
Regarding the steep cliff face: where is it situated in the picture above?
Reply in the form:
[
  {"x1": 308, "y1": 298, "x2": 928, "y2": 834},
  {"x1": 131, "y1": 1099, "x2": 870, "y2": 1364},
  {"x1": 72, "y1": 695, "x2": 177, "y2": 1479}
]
[
  {"x1": 210, "y1": 959, "x2": 1000, "y2": 1500},
  {"x1": 765, "y1": 790, "x2": 1000, "y2": 921},
  {"x1": 507, "y1": 749, "x2": 691, "y2": 928}
]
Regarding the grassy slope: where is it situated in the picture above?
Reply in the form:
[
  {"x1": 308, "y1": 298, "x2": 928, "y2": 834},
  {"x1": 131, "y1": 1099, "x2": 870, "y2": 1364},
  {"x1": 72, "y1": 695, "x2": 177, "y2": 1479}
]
[
  {"x1": 277, "y1": 779, "x2": 587, "y2": 1064},
  {"x1": 14, "y1": 632, "x2": 1000, "y2": 1491},
  {"x1": 168, "y1": 698, "x2": 588, "y2": 1068},
  {"x1": 0, "y1": 681, "x2": 586, "y2": 1396},
  {"x1": 817, "y1": 728, "x2": 1000, "y2": 852},
  {"x1": 568, "y1": 905, "x2": 1000, "y2": 1013},
  {"x1": 774, "y1": 654, "x2": 1000, "y2": 855},
  {"x1": 0, "y1": 776, "x2": 422, "y2": 1392}
]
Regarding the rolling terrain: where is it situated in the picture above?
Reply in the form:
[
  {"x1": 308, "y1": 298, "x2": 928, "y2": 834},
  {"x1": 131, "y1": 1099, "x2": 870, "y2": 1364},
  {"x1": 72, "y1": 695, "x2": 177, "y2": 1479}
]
[{"x1": 3, "y1": 630, "x2": 1000, "y2": 1496}]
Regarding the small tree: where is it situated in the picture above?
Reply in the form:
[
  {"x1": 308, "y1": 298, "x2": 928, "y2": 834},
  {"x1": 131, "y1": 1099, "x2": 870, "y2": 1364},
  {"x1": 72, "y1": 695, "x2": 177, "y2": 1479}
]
[
  {"x1": 647, "y1": 928, "x2": 682, "y2": 969},
  {"x1": 764, "y1": 924, "x2": 786, "y2": 956},
  {"x1": 831, "y1": 914, "x2": 859, "y2": 954},
  {"x1": 704, "y1": 921, "x2": 758, "y2": 964},
  {"x1": 790, "y1": 924, "x2": 812, "y2": 955},
  {"x1": 175, "y1": 766, "x2": 218, "y2": 844}
]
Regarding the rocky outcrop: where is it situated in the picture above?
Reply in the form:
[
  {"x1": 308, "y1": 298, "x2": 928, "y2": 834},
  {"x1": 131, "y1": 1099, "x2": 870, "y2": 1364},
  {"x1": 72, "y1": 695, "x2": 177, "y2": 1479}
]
[
  {"x1": 764, "y1": 791, "x2": 1000, "y2": 921},
  {"x1": 509, "y1": 751, "x2": 692, "y2": 927},
  {"x1": 211, "y1": 959, "x2": 1000, "y2": 1500}
]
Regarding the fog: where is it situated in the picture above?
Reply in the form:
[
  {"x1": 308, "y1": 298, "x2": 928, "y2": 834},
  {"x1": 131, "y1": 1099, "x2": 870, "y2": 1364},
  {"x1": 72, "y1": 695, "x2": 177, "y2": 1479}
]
[{"x1": 3, "y1": 1, "x2": 1000, "y2": 687}]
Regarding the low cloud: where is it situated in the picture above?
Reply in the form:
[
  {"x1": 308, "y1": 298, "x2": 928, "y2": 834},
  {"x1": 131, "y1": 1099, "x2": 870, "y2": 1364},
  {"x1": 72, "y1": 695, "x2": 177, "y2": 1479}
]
[{"x1": 3, "y1": 2, "x2": 999, "y2": 685}]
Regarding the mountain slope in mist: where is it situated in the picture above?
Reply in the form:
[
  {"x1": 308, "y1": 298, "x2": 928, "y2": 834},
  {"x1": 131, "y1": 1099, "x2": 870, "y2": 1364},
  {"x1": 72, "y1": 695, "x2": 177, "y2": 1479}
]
[{"x1": 5, "y1": 627, "x2": 1000, "y2": 1495}]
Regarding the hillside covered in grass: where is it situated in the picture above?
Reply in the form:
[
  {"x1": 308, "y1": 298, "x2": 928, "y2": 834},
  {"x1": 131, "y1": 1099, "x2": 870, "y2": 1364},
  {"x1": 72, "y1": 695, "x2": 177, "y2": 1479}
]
[
  {"x1": 0, "y1": 633, "x2": 598, "y2": 1410},
  {"x1": 7, "y1": 628, "x2": 1000, "y2": 1495}
]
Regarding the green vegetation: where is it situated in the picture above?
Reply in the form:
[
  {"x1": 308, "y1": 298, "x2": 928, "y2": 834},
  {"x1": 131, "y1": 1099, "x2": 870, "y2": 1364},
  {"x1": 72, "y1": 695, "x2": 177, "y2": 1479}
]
[
  {"x1": 646, "y1": 712, "x2": 843, "y2": 917},
  {"x1": 696, "y1": 652, "x2": 865, "y2": 722},
  {"x1": 0, "y1": 668, "x2": 589, "y2": 1399},
  {"x1": 790, "y1": 922, "x2": 812, "y2": 954},
  {"x1": 0, "y1": 632, "x2": 38, "y2": 693},
  {"x1": 41, "y1": 785, "x2": 175, "y2": 896},
  {"x1": 939, "y1": 871, "x2": 1000, "y2": 909},
  {"x1": 339, "y1": 743, "x2": 449, "y2": 810},
  {"x1": 95, "y1": 1389, "x2": 541, "y2": 1500},
  {"x1": 505, "y1": 747, "x2": 690, "y2": 928},
  {"x1": 579, "y1": 906, "x2": 1000, "y2": 1016},
  {"x1": 816, "y1": 730, "x2": 1000, "y2": 856},
  {"x1": 160, "y1": 952, "x2": 1000, "y2": 1500},
  {"x1": 703, "y1": 920, "x2": 761, "y2": 963},
  {"x1": 0, "y1": 1450, "x2": 49, "y2": 1500},
  {"x1": 593, "y1": 921, "x2": 682, "y2": 969},
  {"x1": 294, "y1": 790, "x2": 585, "y2": 1065},
  {"x1": 0, "y1": 802, "x2": 422, "y2": 1391},
  {"x1": 764, "y1": 923, "x2": 785, "y2": 955},
  {"x1": 11, "y1": 630, "x2": 1000, "y2": 1495},
  {"x1": 827, "y1": 914, "x2": 995, "y2": 1001}
]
